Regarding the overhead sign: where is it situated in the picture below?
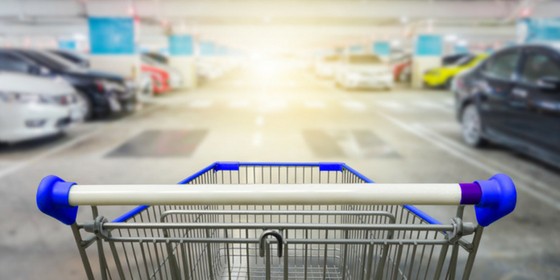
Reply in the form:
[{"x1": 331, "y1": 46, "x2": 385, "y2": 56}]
[
  {"x1": 89, "y1": 17, "x2": 135, "y2": 55},
  {"x1": 415, "y1": 35, "x2": 443, "y2": 56},
  {"x1": 58, "y1": 39, "x2": 76, "y2": 50},
  {"x1": 373, "y1": 42, "x2": 390, "y2": 56},
  {"x1": 200, "y1": 41, "x2": 216, "y2": 56},
  {"x1": 169, "y1": 35, "x2": 194, "y2": 56},
  {"x1": 517, "y1": 18, "x2": 560, "y2": 43}
]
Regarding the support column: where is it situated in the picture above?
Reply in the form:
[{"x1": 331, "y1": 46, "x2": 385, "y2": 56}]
[
  {"x1": 412, "y1": 34, "x2": 443, "y2": 88},
  {"x1": 88, "y1": 17, "x2": 139, "y2": 81},
  {"x1": 168, "y1": 34, "x2": 197, "y2": 89}
]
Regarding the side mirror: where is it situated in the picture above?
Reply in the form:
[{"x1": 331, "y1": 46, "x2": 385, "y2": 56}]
[{"x1": 536, "y1": 76, "x2": 560, "y2": 91}]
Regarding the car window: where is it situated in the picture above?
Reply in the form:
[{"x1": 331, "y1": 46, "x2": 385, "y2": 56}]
[
  {"x1": 520, "y1": 52, "x2": 560, "y2": 85},
  {"x1": 0, "y1": 53, "x2": 29, "y2": 73},
  {"x1": 482, "y1": 51, "x2": 519, "y2": 80},
  {"x1": 347, "y1": 55, "x2": 381, "y2": 64}
]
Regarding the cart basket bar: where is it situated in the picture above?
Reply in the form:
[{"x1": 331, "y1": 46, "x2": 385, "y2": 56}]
[{"x1": 37, "y1": 173, "x2": 516, "y2": 227}]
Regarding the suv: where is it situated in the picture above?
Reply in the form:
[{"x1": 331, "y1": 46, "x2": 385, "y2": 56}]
[
  {"x1": 453, "y1": 44, "x2": 560, "y2": 168},
  {"x1": 0, "y1": 48, "x2": 136, "y2": 120}
]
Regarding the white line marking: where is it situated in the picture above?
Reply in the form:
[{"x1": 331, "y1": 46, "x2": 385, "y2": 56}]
[
  {"x1": 0, "y1": 103, "x2": 162, "y2": 179},
  {"x1": 229, "y1": 100, "x2": 250, "y2": 108},
  {"x1": 189, "y1": 99, "x2": 213, "y2": 108},
  {"x1": 376, "y1": 100, "x2": 405, "y2": 111},
  {"x1": 342, "y1": 100, "x2": 367, "y2": 112},
  {"x1": 0, "y1": 129, "x2": 102, "y2": 179},
  {"x1": 377, "y1": 112, "x2": 560, "y2": 211},
  {"x1": 303, "y1": 100, "x2": 326, "y2": 109}
]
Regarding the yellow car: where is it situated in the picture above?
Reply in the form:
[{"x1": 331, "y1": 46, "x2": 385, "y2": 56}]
[{"x1": 423, "y1": 53, "x2": 488, "y2": 89}]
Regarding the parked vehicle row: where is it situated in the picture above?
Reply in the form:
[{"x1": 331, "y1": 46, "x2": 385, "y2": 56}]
[
  {"x1": 423, "y1": 53, "x2": 488, "y2": 89},
  {"x1": 453, "y1": 43, "x2": 560, "y2": 169},
  {"x1": 315, "y1": 54, "x2": 394, "y2": 90}
]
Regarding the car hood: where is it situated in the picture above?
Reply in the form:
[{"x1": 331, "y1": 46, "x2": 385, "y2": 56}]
[{"x1": 0, "y1": 72, "x2": 75, "y2": 95}]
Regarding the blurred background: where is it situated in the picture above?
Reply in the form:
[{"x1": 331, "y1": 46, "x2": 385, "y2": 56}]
[{"x1": 0, "y1": 0, "x2": 559, "y2": 279}]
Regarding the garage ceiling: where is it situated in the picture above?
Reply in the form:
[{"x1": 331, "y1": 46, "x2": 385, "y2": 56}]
[{"x1": 0, "y1": 0, "x2": 557, "y2": 51}]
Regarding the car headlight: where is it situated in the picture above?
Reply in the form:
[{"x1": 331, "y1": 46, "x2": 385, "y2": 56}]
[
  {"x1": 0, "y1": 91, "x2": 51, "y2": 104},
  {"x1": 96, "y1": 80, "x2": 126, "y2": 93}
]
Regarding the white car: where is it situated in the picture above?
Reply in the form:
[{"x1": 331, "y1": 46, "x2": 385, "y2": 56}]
[
  {"x1": 314, "y1": 54, "x2": 341, "y2": 78},
  {"x1": 0, "y1": 72, "x2": 81, "y2": 143},
  {"x1": 335, "y1": 54, "x2": 393, "y2": 90}
]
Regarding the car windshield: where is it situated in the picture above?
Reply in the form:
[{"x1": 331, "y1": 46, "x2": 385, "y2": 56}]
[
  {"x1": 347, "y1": 55, "x2": 382, "y2": 64},
  {"x1": 453, "y1": 55, "x2": 476, "y2": 66},
  {"x1": 20, "y1": 50, "x2": 80, "y2": 71}
]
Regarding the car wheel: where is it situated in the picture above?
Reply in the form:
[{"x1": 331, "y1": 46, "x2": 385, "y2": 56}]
[
  {"x1": 461, "y1": 104, "x2": 486, "y2": 147},
  {"x1": 75, "y1": 91, "x2": 93, "y2": 120}
]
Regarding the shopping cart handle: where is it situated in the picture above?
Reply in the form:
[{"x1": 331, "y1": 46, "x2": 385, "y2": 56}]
[
  {"x1": 473, "y1": 174, "x2": 517, "y2": 227},
  {"x1": 36, "y1": 174, "x2": 516, "y2": 227}
]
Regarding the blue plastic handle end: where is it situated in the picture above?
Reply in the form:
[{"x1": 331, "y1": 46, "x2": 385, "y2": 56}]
[
  {"x1": 474, "y1": 174, "x2": 517, "y2": 227},
  {"x1": 36, "y1": 175, "x2": 78, "y2": 225}
]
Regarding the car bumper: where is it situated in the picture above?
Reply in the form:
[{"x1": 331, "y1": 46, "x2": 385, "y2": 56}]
[
  {"x1": 0, "y1": 104, "x2": 72, "y2": 143},
  {"x1": 423, "y1": 74, "x2": 447, "y2": 87},
  {"x1": 341, "y1": 74, "x2": 393, "y2": 89}
]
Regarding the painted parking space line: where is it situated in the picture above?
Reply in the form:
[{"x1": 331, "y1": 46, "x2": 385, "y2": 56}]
[
  {"x1": 375, "y1": 100, "x2": 406, "y2": 112},
  {"x1": 0, "y1": 104, "x2": 163, "y2": 180},
  {"x1": 189, "y1": 99, "x2": 213, "y2": 108},
  {"x1": 377, "y1": 112, "x2": 560, "y2": 211},
  {"x1": 415, "y1": 100, "x2": 452, "y2": 112},
  {"x1": 303, "y1": 100, "x2": 327, "y2": 109},
  {"x1": 229, "y1": 100, "x2": 250, "y2": 108},
  {"x1": 341, "y1": 100, "x2": 367, "y2": 112}
]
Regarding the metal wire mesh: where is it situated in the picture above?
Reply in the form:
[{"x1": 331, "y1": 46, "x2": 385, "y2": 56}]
[{"x1": 72, "y1": 163, "x2": 482, "y2": 280}]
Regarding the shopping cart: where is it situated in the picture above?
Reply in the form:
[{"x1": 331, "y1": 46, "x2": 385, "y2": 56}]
[{"x1": 37, "y1": 162, "x2": 516, "y2": 280}]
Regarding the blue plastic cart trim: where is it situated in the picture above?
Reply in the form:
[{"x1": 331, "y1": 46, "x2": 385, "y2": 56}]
[
  {"x1": 404, "y1": 205, "x2": 442, "y2": 225},
  {"x1": 36, "y1": 175, "x2": 78, "y2": 225},
  {"x1": 474, "y1": 174, "x2": 517, "y2": 227},
  {"x1": 214, "y1": 162, "x2": 240, "y2": 171},
  {"x1": 319, "y1": 162, "x2": 344, "y2": 171}
]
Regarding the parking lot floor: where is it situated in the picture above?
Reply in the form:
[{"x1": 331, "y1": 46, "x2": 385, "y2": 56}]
[{"x1": 1, "y1": 67, "x2": 559, "y2": 279}]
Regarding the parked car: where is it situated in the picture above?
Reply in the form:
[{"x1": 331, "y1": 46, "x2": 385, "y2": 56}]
[
  {"x1": 0, "y1": 72, "x2": 81, "y2": 143},
  {"x1": 442, "y1": 53, "x2": 472, "y2": 66},
  {"x1": 48, "y1": 49, "x2": 90, "y2": 68},
  {"x1": 314, "y1": 54, "x2": 341, "y2": 78},
  {"x1": 335, "y1": 54, "x2": 393, "y2": 90},
  {"x1": 141, "y1": 64, "x2": 170, "y2": 94},
  {"x1": 0, "y1": 48, "x2": 136, "y2": 120},
  {"x1": 143, "y1": 52, "x2": 169, "y2": 65},
  {"x1": 141, "y1": 54, "x2": 183, "y2": 89},
  {"x1": 423, "y1": 53, "x2": 488, "y2": 89},
  {"x1": 453, "y1": 44, "x2": 560, "y2": 168}
]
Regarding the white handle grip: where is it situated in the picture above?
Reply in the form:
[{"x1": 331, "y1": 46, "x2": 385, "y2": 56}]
[{"x1": 68, "y1": 183, "x2": 462, "y2": 206}]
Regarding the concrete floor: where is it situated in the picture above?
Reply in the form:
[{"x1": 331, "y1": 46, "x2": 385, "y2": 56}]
[{"x1": 1, "y1": 66, "x2": 559, "y2": 279}]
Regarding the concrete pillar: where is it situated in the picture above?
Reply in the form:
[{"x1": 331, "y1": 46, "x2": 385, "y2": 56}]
[
  {"x1": 412, "y1": 34, "x2": 443, "y2": 88},
  {"x1": 168, "y1": 34, "x2": 197, "y2": 89},
  {"x1": 87, "y1": 17, "x2": 140, "y2": 81}
]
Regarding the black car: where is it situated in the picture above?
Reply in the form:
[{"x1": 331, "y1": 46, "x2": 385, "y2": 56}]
[
  {"x1": 0, "y1": 49, "x2": 136, "y2": 120},
  {"x1": 48, "y1": 49, "x2": 90, "y2": 68},
  {"x1": 453, "y1": 44, "x2": 560, "y2": 168},
  {"x1": 442, "y1": 53, "x2": 471, "y2": 66}
]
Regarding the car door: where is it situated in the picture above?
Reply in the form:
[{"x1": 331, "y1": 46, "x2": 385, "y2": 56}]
[
  {"x1": 476, "y1": 48, "x2": 521, "y2": 138},
  {"x1": 511, "y1": 46, "x2": 560, "y2": 157}
]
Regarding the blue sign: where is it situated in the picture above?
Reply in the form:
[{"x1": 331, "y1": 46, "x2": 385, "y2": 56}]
[
  {"x1": 89, "y1": 17, "x2": 135, "y2": 55},
  {"x1": 415, "y1": 35, "x2": 443, "y2": 56},
  {"x1": 517, "y1": 18, "x2": 560, "y2": 43},
  {"x1": 373, "y1": 42, "x2": 390, "y2": 56},
  {"x1": 58, "y1": 40, "x2": 76, "y2": 50},
  {"x1": 169, "y1": 35, "x2": 194, "y2": 56},
  {"x1": 200, "y1": 41, "x2": 216, "y2": 56}
]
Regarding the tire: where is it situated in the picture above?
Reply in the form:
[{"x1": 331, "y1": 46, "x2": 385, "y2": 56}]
[
  {"x1": 461, "y1": 104, "x2": 486, "y2": 147},
  {"x1": 75, "y1": 91, "x2": 93, "y2": 121}
]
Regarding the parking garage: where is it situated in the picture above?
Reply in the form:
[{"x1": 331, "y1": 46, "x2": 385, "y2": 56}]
[{"x1": 0, "y1": 0, "x2": 559, "y2": 279}]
